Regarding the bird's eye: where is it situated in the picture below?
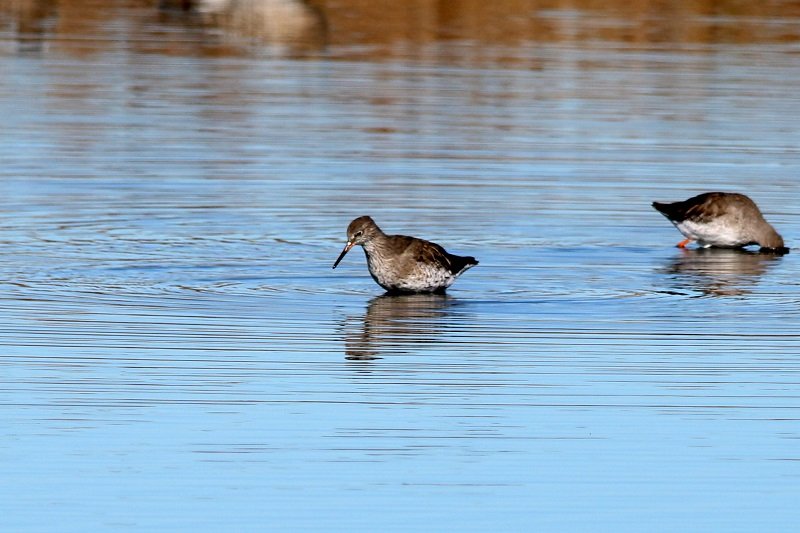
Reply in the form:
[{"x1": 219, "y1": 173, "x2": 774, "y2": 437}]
[{"x1": 355, "y1": 231, "x2": 363, "y2": 238}]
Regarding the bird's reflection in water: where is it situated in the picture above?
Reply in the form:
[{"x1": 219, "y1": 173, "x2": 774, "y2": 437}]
[
  {"x1": 161, "y1": 0, "x2": 326, "y2": 54},
  {"x1": 663, "y1": 248, "x2": 785, "y2": 297},
  {"x1": 343, "y1": 293, "x2": 457, "y2": 361}
]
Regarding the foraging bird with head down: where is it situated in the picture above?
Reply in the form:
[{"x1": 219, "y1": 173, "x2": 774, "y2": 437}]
[
  {"x1": 332, "y1": 216, "x2": 478, "y2": 294},
  {"x1": 652, "y1": 192, "x2": 788, "y2": 253}
]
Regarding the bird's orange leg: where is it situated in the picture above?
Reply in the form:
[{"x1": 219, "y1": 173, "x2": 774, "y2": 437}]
[{"x1": 676, "y1": 238, "x2": 692, "y2": 249}]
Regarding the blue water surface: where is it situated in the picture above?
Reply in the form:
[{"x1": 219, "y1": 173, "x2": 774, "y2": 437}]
[{"x1": 1, "y1": 1, "x2": 800, "y2": 531}]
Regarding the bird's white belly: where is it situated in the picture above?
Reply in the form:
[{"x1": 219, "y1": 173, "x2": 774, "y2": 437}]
[
  {"x1": 676, "y1": 219, "x2": 749, "y2": 247},
  {"x1": 365, "y1": 251, "x2": 457, "y2": 292},
  {"x1": 396, "y1": 263, "x2": 456, "y2": 291},
  {"x1": 370, "y1": 260, "x2": 454, "y2": 291}
]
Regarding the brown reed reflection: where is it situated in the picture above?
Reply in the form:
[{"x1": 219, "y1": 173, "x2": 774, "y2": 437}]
[
  {"x1": 2, "y1": 0, "x2": 798, "y2": 60},
  {"x1": 0, "y1": 0, "x2": 56, "y2": 53},
  {"x1": 343, "y1": 293, "x2": 456, "y2": 360},
  {"x1": 663, "y1": 248, "x2": 785, "y2": 297},
  {"x1": 310, "y1": 0, "x2": 800, "y2": 62}
]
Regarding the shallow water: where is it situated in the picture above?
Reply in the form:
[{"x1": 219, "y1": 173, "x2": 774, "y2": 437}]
[{"x1": 2, "y1": 0, "x2": 800, "y2": 530}]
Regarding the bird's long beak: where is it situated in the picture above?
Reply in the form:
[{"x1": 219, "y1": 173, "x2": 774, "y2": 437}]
[{"x1": 332, "y1": 241, "x2": 355, "y2": 269}]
